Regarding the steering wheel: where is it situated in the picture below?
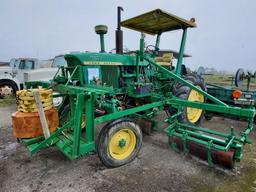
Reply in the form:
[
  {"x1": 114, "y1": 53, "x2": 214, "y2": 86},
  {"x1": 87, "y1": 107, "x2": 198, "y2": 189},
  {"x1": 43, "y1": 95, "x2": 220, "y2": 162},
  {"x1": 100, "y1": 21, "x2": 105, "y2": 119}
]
[{"x1": 145, "y1": 45, "x2": 158, "y2": 55}]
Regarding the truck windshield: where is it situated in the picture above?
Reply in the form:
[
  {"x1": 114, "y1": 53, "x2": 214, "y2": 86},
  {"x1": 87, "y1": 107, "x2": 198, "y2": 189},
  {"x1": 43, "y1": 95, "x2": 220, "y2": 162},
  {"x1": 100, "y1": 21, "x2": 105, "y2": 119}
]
[
  {"x1": 52, "y1": 56, "x2": 67, "y2": 68},
  {"x1": 19, "y1": 60, "x2": 35, "y2": 69},
  {"x1": 9, "y1": 59, "x2": 19, "y2": 68}
]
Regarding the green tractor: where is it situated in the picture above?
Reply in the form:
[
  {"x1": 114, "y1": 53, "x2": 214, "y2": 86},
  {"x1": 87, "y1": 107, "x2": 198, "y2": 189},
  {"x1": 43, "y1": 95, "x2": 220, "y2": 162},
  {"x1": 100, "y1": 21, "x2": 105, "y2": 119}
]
[{"x1": 16, "y1": 7, "x2": 255, "y2": 169}]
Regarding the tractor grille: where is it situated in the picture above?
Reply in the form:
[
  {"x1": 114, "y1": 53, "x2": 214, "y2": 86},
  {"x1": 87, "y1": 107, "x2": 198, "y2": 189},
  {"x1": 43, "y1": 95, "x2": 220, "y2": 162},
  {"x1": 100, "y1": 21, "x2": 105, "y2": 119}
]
[{"x1": 101, "y1": 66, "x2": 119, "y2": 88}]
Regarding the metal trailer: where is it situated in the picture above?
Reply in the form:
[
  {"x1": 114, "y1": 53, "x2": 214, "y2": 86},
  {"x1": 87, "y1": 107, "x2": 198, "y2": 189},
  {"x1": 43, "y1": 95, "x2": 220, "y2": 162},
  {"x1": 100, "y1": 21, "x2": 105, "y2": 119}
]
[
  {"x1": 204, "y1": 69, "x2": 256, "y2": 121},
  {"x1": 17, "y1": 7, "x2": 255, "y2": 169}
]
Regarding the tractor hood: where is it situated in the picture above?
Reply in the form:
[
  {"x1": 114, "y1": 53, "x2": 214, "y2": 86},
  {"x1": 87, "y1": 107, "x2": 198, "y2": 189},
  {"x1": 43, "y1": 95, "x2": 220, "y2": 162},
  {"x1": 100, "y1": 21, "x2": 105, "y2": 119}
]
[{"x1": 65, "y1": 52, "x2": 136, "y2": 67}]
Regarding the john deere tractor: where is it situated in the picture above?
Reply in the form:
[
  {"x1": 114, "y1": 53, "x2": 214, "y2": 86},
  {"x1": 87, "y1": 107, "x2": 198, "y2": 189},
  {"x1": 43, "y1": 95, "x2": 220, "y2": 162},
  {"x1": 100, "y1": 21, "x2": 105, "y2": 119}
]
[{"x1": 12, "y1": 7, "x2": 255, "y2": 169}]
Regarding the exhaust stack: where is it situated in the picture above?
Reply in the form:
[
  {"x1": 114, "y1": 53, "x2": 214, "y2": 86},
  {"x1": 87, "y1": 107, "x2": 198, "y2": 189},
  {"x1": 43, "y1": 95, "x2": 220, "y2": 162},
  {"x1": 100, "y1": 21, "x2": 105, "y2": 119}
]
[{"x1": 115, "y1": 6, "x2": 124, "y2": 54}]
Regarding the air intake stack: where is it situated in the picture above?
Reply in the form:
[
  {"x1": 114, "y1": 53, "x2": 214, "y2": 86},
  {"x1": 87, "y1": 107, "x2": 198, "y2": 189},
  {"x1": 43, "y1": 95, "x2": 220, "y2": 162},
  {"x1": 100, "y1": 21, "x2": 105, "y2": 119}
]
[{"x1": 95, "y1": 25, "x2": 108, "y2": 52}]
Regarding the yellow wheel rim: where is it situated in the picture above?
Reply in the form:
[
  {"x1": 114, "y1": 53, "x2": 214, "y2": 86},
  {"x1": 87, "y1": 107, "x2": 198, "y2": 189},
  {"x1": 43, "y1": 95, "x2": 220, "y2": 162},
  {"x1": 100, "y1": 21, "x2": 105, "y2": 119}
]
[
  {"x1": 187, "y1": 87, "x2": 204, "y2": 123},
  {"x1": 109, "y1": 129, "x2": 136, "y2": 160}
]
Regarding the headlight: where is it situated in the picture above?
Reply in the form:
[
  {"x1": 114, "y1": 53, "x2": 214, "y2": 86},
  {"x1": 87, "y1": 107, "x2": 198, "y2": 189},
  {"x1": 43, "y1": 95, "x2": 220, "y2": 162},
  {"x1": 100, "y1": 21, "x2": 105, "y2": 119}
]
[{"x1": 53, "y1": 92, "x2": 64, "y2": 107}]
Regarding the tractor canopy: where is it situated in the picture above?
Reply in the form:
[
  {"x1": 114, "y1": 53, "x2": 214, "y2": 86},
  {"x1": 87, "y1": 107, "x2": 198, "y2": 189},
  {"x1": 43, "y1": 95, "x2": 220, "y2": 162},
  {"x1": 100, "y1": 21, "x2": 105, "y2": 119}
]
[{"x1": 121, "y1": 9, "x2": 196, "y2": 35}]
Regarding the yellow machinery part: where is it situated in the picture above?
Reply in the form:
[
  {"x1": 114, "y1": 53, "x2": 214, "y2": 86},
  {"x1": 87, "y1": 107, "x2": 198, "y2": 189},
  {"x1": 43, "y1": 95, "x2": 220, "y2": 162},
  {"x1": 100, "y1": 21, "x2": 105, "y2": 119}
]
[
  {"x1": 187, "y1": 86, "x2": 204, "y2": 123},
  {"x1": 16, "y1": 88, "x2": 53, "y2": 112},
  {"x1": 109, "y1": 129, "x2": 136, "y2": 160}
]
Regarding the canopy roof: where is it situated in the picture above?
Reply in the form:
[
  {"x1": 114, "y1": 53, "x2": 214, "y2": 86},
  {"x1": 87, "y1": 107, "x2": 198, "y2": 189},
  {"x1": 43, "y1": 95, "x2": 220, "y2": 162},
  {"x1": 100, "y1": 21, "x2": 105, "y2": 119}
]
[{"x1": 121, "y1": 9, "x2": 196, "y2": 35}]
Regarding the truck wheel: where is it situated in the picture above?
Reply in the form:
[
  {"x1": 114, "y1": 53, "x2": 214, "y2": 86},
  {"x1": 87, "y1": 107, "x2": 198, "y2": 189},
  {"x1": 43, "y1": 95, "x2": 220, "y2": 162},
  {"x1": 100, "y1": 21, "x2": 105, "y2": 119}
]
[
  {"x1": 172, "y1": 73, "x2": 206, "y2": 125},
  {"x1": 97, "y1": 118, "x2": 142, "y2": 168},
  {"x1": 0, "y1": 80, "x2": 18, "y2": 98}
]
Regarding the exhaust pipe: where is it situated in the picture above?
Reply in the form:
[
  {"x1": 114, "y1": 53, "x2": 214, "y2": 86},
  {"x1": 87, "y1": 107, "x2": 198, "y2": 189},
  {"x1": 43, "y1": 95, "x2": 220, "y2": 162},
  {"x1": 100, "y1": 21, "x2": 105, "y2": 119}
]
[{"x1": 116, "y1": 6, "x2": 124, "y2": 54}]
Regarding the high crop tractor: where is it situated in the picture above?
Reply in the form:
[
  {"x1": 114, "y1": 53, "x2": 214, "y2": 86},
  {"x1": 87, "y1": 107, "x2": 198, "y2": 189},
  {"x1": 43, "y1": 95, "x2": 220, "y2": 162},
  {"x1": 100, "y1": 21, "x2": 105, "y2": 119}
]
[{"x1": 12, "y1": 7, "x2": 255, "y2": 169}]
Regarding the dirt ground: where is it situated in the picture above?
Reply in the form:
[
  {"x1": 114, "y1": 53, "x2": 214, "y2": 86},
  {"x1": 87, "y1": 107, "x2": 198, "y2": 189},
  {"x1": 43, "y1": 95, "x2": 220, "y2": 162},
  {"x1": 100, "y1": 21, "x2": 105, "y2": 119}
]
[{"x1": 1, "y1": 104, "x2": 256, "y2": 192}]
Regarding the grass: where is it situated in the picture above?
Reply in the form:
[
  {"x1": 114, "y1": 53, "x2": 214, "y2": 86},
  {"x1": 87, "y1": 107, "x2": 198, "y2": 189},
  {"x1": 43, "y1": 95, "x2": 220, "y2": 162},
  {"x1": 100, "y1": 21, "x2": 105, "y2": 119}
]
[
  {"x1": 203, "y1": 74, "x2": 256, "y2": 89},
  {"x1": 211, "y1": 145, "x2": 256, "y2": 192},
  {"x1": 0, "y1": 96, "x2": 16, "y2": 107}
]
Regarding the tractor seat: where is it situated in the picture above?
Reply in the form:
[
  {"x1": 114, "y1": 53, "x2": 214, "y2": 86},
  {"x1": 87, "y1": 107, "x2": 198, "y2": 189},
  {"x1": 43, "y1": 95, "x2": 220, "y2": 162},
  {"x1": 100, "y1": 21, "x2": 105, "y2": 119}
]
[{"x1": 155, "y1": 53, "x2": 173, "y2": 66}]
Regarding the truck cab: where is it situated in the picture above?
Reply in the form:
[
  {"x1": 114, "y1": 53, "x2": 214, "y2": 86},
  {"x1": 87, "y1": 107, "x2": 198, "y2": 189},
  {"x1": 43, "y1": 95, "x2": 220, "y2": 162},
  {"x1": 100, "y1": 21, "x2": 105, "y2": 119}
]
[
  {"x1": 0, "y1": 58, "x2": 57, "y2": 97},
  {"x1": 10, "y1": 58, "x2": 38, "y2": 69}
]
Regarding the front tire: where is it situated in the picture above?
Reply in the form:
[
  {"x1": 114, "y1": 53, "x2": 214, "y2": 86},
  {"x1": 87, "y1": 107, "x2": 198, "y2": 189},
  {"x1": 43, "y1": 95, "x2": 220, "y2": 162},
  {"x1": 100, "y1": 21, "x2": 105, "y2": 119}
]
[
  {"x1": 97, "y1": 118, "x2": 142, "y2": 168},
  {"x1": 0, "y1": 80, "x2": 18, "y2": 98}
]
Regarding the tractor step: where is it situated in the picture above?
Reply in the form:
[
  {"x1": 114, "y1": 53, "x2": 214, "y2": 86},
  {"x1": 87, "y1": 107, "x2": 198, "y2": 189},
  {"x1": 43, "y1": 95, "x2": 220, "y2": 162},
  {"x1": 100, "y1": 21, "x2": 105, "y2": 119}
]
[{"x1": 23, "y1": 132, "x2": 95, "y2": 160}]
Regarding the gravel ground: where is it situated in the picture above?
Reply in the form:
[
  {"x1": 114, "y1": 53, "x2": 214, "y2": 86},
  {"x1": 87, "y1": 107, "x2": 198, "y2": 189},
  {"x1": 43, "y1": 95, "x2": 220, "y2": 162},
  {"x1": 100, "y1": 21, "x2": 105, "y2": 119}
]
[{"x1": 1, "y1": 104, "x2": 256, "y2": 192}]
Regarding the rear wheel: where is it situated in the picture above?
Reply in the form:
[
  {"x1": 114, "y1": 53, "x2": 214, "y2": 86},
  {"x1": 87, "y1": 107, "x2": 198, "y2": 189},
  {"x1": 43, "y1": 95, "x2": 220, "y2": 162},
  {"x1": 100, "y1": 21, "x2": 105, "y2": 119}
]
[
  {"x1": 172, "y1": 73, "x2": 206, "y2": 125},
  {"x1": 97, "y1": 118, "x2": 142, "y2": 167}
]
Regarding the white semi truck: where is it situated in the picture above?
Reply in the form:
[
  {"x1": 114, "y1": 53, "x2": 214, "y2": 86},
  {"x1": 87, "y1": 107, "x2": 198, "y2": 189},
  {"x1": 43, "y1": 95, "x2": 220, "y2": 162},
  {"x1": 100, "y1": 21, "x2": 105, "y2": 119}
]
[{"x1": 0, "y1": 56, "x2": 66, "y2": 98}]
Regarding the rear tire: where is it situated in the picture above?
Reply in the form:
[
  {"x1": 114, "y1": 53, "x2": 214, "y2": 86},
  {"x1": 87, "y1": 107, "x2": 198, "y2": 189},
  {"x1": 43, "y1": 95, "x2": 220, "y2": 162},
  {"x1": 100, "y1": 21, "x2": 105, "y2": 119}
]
[
  {"x1": 171, "y1": 73, "x2": 206, "y2": 125},
  {"x1": 97, "y1": 118, "x2": 142, "y2": 168}
]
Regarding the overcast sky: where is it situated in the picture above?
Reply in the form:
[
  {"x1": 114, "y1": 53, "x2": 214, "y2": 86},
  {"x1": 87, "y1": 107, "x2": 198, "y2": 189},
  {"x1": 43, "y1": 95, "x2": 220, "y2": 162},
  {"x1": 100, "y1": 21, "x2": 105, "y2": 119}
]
[{"x1": 0, "y1": 0, "x2": 255, "y2": 72}]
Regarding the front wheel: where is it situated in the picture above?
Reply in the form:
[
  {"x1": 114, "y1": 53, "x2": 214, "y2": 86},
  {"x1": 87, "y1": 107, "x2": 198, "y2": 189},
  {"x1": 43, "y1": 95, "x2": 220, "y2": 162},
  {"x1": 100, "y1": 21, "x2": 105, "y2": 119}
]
[
  {"x1": 97, "y1": 118, "x2": 142, "y2": 168},
  {"x1": 0, "y1": 80, "x2": 18, "y2": 98}
]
